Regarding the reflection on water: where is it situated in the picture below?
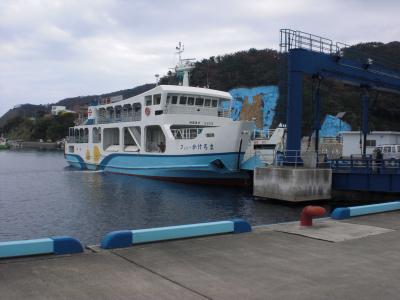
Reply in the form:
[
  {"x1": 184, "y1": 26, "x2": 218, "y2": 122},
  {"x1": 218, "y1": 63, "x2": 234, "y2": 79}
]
[{"x1": 0, "y1": 149, "x2": 310, "y2": 244}]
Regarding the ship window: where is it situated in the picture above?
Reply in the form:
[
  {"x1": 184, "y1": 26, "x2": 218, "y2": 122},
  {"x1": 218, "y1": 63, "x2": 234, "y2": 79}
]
[
  {"x1": 154, "y1": 94, "x2": 161, "y2": 105},
  {"x1": 195, "y1": 97, "x2": 204, "y2": 106},
  {"x1": 179, "y1": 96, "x2": 187, "y2": 105},
  {"x1": 204, "y1": 98, "x2": 211, "y2": 107},
  {"x1": 170, "y1": 125, "x2": 204, "y2": 139},
  {"x1": 134, "y1": 103, "x2": 141, "y2": 112},
  {"x1": 93, "y1": 127, "x2": 101, "y2": 143},
  {"x1": 172, "y1": 95, "x2": 178, "y2": 104},
  {"x1": 115, "y1": 106, "x2": 122, "y2": 119},
  {"x1": 366, "y1": 140, "x2": 376, "y2": 147},
  {"x1": 84, "y1": 128, "x2": 89, "y2": 143},
  {"x1": 219, "y1": 99, "x2": 230, "y2": 109},
  {"x1": 254, "y1": 144, "x2": 276, "y2": 149},
  {"x1": 187, "y1": 97, "x2": 195, "y2": 106},
  {"x1": 211, "y1": 99, "x2": 218, "y2": 107},
  {"x1": 166, "y1": 95, "x2": 171, "y2": 104},
  {"x1": 74, "y1": 129, "x2": 79, "y2": 142},
  {"x1": 145, "y1": 95, "x2": 152, "y2": 106},
  {"x1": 206, "y1": 133, "x2": 215, "y2": 138}
]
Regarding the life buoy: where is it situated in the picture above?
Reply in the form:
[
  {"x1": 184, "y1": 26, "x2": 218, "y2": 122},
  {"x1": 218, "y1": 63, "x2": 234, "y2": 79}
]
[{"x1": 145, "y1": 107, "x2": 151, "y2": 116}]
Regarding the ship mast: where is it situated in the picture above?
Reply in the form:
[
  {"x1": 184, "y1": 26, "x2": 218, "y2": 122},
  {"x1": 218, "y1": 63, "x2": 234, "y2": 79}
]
[{"x1": 175, "y1": 42, "x2": 195, "y2": 87}]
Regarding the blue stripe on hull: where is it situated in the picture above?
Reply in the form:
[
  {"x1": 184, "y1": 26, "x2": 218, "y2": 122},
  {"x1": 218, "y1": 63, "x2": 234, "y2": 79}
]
[
  {"x1": 99, "y1": 152, "x2": 242, "y2": 171},
  {"x1": 65, "y1": 154, "x2": 86, "y2": 170},
  {"x1": 65, "y1": 153, "x2": 249, "y2": 183}
]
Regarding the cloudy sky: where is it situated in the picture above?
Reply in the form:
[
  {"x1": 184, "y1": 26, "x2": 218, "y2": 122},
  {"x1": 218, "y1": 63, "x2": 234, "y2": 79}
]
[{"x1": 0, "y1": 0, "x2": 399, "y2": 116}]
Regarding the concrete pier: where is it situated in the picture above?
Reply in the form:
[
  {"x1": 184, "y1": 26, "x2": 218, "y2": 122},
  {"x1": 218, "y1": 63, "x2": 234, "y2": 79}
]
[
  {"x1": 253, "y1": 167, "x2": 332, "y2": 202},
  {"x1": 1, "y1": 211, "x2": 400, "y2": 299}
]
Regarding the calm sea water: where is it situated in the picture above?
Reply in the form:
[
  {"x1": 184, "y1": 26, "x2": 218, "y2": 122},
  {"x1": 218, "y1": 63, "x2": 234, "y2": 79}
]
[{"x1": 0, "y1": 150, "x2": 314, "y2": 245}]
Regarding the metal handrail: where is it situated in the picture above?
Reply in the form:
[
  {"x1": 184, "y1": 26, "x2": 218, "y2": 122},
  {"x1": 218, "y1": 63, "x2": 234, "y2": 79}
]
[
  {"x1": 254, "y1": 149, "x2": 329, "y2": 168},
  {"x1": 97, "y1": 113, "x2": 141, "y2": 124},
  {"x1": 331, "y1": 157, "x2": 400, "y2": 174},
  {"x1": 280, "y1": 29, "x2": 349, "y2": 54},
  {"x1": 217, "y1": 109, "x2": 231, "y2": 118},
  {"x1": 280, "y1": 29, "x2": 400, "y2": 72},
  {"x1": 66, "y1": 136, "x2": 88, "y2": 143}
]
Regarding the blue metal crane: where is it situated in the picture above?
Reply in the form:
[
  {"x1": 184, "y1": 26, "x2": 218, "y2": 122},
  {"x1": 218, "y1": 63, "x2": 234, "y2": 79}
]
[{"x1": 280, "y1": 29, "x2": 400, "y2": 192}]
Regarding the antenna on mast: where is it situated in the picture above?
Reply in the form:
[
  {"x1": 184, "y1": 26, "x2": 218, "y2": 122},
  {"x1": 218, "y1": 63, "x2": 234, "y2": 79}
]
[
  {"x1": 176, "y1": 42, "x2": 184, "y2": 63},
  {"x1": 174, "y1": 42, "x2": 195, "y2": 86}
]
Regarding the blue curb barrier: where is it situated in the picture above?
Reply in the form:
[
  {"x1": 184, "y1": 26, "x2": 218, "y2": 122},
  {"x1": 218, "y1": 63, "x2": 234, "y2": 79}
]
[
  {"x1": 232, "y1": 219, "x2": 252, "y2": 233},
  {"x1": 101, "y1": 230, "x2": 132, "y2": 250},
  {"x1": 101, "y1": 219, "x2": 252, "y2": 249},
  {"x1": 331, "y1": 201, "x2": 400, "y2": 220},
  {"x1": 331, "y1": 208, "x2": 351, "y2": 220},
  {"x1": 52, "y1": 236, "x2": 84, "y2": 255},
  {"x1": 0, "y1": 236, "x2": 84, "y2": 259}
]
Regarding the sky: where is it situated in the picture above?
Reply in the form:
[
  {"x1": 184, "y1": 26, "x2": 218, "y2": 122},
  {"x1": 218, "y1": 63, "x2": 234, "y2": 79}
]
[{"x1": 0, "y1": 0, "x2": 399, "y2": 116}]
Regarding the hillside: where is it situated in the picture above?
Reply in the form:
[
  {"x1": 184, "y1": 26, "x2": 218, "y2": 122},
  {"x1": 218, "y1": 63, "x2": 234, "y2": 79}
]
[{"x1": 0, "y1": 83, "x2": 155, "y2": 129}]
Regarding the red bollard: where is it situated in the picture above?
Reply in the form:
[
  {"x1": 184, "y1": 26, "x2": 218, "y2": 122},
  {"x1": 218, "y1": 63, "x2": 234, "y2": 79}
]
[{"x1": 300, "y1": 206, "x2": 326, "y2": 226}]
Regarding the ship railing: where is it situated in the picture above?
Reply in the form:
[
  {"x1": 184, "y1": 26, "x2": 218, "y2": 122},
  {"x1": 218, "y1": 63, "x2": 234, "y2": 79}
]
[
  {"x1": 97, "y1": 113, "x2": 141, "y2": 124},
  {"x1": 252, "y1": 129, "x2": 275, "y2": 140},
  {"x1": 66, "y1": 136, "x2": 88, "y2": 143},
  {"x1": 258, "y1": 150, "x2": 400, "y2": 173},
  {"x1": 217, "y1": 109, "x2": 231, "y2": 118},
  {"x1": 171, "y1": 128, "x2": 203, "y2": 139},
  {"x1": 255, "y1": 150, "x2": 331, "y2": 168},
  {"x1": 330, "y1": 156, "x2": 400, "y2": 174}
]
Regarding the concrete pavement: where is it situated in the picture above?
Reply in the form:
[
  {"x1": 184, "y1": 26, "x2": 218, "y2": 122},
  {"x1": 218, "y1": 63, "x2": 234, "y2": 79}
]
[{"x1": 1, "y1": 211, "x2": 400, "y2": 299}]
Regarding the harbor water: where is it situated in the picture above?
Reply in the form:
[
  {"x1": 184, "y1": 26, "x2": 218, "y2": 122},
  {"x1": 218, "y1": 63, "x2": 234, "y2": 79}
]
[{"x1": 1, "y1": 150, "x2": 315, "y2": 245}]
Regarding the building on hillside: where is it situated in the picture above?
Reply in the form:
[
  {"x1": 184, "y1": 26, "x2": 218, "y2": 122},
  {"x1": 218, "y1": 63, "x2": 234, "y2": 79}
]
[
  {"x1": 51, "y1": 106, "x2": 65, "y2": 115},
  {"x1": 51, "y1": 106, "x2": 75, "y2": 116},
  {"x1": 340, "y1": 131, "x2": 400, "y2": 157}
]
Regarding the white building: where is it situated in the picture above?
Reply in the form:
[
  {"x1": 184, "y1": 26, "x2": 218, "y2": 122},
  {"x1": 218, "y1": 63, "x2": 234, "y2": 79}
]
[
  {"x1": 51, "y1": 106, "x2": 75, "y2": 116},
  {"x1": 340, "y1": 131, "x2": 400, "y2": 157},
  {"x1": 51, "y1": 106, "x2": 66, "y2": 115}
]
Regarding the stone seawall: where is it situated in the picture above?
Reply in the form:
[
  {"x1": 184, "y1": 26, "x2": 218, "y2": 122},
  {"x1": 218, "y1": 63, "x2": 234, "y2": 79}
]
[{"x1": 19, "y1": 141, "x2": 62, "y2": 149}]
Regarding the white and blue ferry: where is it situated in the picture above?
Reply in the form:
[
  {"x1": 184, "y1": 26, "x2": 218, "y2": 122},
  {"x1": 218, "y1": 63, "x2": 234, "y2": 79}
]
[{"x1": 65, "y1": 46, "x2": 253, "y2": 185}]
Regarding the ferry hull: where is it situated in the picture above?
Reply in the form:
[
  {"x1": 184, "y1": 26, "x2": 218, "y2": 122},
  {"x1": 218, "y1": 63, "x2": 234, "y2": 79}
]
[{"x1": 66, "y1": 153, "x2": 250, "y2": 185}]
